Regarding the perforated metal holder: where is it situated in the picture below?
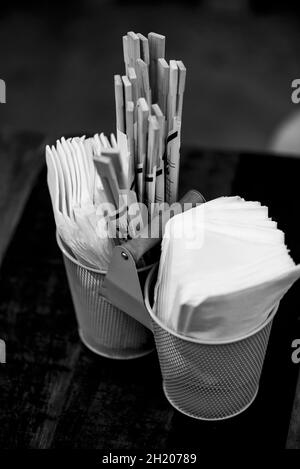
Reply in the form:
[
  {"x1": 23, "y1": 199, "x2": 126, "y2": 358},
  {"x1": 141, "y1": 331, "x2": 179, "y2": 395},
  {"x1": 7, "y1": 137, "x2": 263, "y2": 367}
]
[
  {"x1": 57, "y1": 234, "x2": 154, "y2": 359},
  {"x1": 145, "y1": 265, "x2": 278, "y2": 420}
]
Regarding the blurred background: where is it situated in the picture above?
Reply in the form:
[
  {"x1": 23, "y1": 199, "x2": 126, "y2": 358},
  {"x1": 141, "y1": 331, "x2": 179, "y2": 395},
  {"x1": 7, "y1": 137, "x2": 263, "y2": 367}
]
[{"x1": 1, "y1": 0, "x2": 300, "y2": 152}]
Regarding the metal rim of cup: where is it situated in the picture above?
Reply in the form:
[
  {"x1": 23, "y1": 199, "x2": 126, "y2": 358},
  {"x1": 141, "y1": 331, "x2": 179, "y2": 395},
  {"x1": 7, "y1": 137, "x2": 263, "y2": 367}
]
[
  {"x1": 144, "y1": 264, "x2": 279, "y2": 346},
  {"x1": 56, "y1": 231, "x2": 153, "y2": 275}
]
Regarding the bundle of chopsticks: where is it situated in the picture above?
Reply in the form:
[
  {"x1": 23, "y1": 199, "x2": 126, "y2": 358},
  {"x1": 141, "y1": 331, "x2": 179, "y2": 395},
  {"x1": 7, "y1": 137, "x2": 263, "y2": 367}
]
[
  {"x1": 46, "y1": 31, "x2": 186, "y2": 270},
  {"x1": 113, "y1": 31, "x2": 186, "y2": 207}
]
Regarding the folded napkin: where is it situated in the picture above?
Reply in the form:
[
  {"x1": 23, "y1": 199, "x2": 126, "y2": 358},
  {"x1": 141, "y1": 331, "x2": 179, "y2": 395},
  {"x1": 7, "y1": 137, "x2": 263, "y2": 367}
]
[{"x1": 154, "y1": 196, "x2": 300, "y2": 340}]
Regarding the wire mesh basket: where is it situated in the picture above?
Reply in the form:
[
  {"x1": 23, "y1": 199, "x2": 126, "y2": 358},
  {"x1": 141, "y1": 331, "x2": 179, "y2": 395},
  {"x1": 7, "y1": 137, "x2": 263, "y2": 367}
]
[
  {"x1": 145, "y1": 265, "x2": 278, "y2": 420},
  {"x1": 57, "y1": 235, "x2": 154, "y2": 359}
]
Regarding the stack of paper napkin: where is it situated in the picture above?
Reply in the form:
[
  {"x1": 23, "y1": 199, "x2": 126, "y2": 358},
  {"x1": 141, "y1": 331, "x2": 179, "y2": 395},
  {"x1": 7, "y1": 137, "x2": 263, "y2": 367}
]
[{"x1": 154, "y1": 196, "x2": 300, "y2": 341}]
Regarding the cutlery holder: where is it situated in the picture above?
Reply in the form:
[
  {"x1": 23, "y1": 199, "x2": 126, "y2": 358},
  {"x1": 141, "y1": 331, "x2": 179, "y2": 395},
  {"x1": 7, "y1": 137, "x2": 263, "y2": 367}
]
[
  {"x1": 56, "y1": 191, "x2": 203, "y2": 359},
  {"x1": 57, "y1": 235, "x2": 154, "y2": 359},
  {"x1": 144, "y1": 265, "x2": 278, "y2": 420}
]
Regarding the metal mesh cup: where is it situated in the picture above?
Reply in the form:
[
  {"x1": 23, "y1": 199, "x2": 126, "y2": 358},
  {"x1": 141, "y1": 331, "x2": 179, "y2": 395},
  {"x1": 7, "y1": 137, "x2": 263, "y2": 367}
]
[
  {"x1": 57, "y1": 235, "x2": 154, "y2": 359},
  {"x1": 145, "y1": 265, "x2": 278, "y2": 420}
]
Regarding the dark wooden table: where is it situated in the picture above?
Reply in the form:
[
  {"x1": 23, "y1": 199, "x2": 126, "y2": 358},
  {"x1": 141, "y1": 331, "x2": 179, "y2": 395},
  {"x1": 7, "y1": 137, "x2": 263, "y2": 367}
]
[{"x1": 0, "y1": 144, "x2": 300, "y2": 451}]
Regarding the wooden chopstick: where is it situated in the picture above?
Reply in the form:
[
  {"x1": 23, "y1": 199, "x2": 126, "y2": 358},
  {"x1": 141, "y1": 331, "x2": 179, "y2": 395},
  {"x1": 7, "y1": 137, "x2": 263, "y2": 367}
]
[
  {"x1": 157, "y1": 58, "x2": 169, "y2": 116},
  {"x1": 127, "y1": 31, "x2": 140, "y2": 67},
  {"x1": 137, "y1": 33, "x2": 150, "y2": 66},
  {"x1": 137, "y1": 97, "x2": 149, "y2": 202},
  {"x1": 148, "y1": 32, "x2": 165, "y2": 103},
  {"x1": 176, "y1": 60, "x2": 186, "y2": 121},
  {"x1": 167, "y1": 60, "x2": 178, "y2": 133},
  {"x1": 114, "y1": 74, "x2": 125, "y2": 133},
  {"x1": 123, "y1": 35, "x2": 129, "y2": 73},
  {"x1": 126, "y1": 101, "x2": 135, "y2": 190},
  {"x1": 136, "y1": 58, "x2": 151, "y2": 105},
  {"x1": 122, "y1": 75, "x2": 133, "y2": 105}
]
